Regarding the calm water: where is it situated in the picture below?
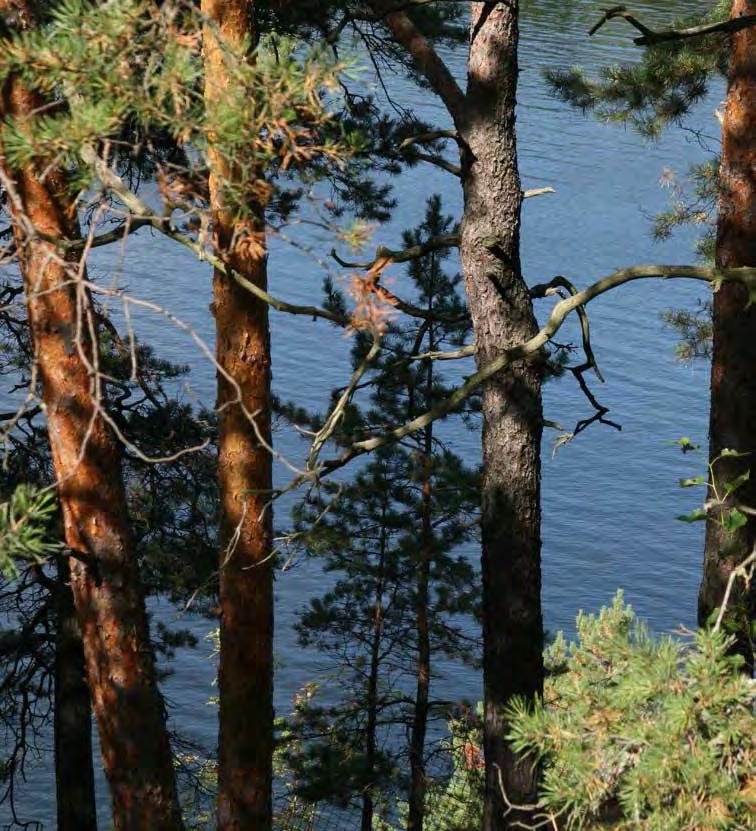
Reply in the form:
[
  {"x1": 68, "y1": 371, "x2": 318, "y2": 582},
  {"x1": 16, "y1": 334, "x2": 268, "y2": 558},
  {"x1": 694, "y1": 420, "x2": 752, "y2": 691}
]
[{"x1": 6, "y1": 0, "x2": 721, "y2": 825}]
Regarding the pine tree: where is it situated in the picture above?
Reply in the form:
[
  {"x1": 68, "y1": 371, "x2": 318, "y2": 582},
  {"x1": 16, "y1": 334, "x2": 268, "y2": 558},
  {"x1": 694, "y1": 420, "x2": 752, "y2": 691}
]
[
  {"x1": 507, "y1": 594, "x2": 756, "y2": 830},
  {"x1": 0, "y1": 2, "x2": 354, "y2": 826},
  {"x1": 281, "y1": 196, "x2": 480, "y2": 829}
]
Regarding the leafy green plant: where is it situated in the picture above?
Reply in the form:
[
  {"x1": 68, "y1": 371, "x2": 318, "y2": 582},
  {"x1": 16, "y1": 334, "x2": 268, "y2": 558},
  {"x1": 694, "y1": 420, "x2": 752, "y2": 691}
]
[
  {"x1": 671, "y1": 438, "x2": 750, "y2": 539},
  {"x1": 669, "y1": 437, "x2": 754, "y2": 657}
]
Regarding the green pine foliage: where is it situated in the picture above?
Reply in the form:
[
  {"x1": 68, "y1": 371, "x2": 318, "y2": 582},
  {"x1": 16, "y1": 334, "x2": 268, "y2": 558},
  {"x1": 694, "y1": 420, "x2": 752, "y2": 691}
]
[
  {"x1": 419, "y1": 709, "x2": 484, "y2": 831},
  {"x1": 279, "y1": 196, "x2": 481, "y2": 814},
  {"x1": 0, "y1": 0, "x2": 355, "y2": 214},
  {"x1": 546, "y1": 2, "x2": 730, "y2": 361},
  {"x1": 545, "y1": 2, "x2": 730, "y2": 139},
  {"x1": 0, "y1": 486, "x2": 60, "y2": 578},
  {"x1": 376, "y1": 706, "x2": 485, "y2": 831},
  {"x1": 506, "y1": 594, "x2": 756, "y2": 830}
]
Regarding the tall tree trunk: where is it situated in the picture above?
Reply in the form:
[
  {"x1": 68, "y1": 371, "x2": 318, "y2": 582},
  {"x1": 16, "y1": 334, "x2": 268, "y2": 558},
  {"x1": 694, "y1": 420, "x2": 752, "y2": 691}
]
[
  {"x1": 700, "y1": 0, "x2": 756, "y2": 673},
  {"x1": 408, "y1": 439, "x2": 432, "y2": 831},
  {"x1": 408, "y1": 316, "x2": 435, "y2": 831},
  {"x1": 202, "y1": 2, "x2": 274, "y2": 828},
  {"x1": 0, "y1": 78, "x2": 184, "y2": 831},
  {"x1": 55, "y1": 558, "x2": 98, "y2": 831},
  {"x1": 459, "y1": 4, "x2": 544, "y2": 827},
  {"x1": 362, "y1": 517, "x2": 387, "y2": 831}
]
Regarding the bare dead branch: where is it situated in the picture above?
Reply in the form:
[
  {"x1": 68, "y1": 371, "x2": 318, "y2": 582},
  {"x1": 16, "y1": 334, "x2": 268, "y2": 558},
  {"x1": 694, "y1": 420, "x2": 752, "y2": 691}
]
[
  {"x1": 412, "y1": 152, "x2": 462, "y2": 177},
  {"x1": 531, "y1": 276, "x2": 620, "y2": 447},
  {"x1": 303, "y1": 264, "x2": 756, "y2": 482},
  {"x1": 713, "y1": 546, "x2": 756, "y2": 634},
  {"x1": 589, "y1": 5, "x2": 756, "y2": 46},
  {"x1": 399, "y1": 130, "x2": 460, "y2": 149},
  {"x1": 307, "y1": 335, "x2": 382, "y2": 468},
  {"x1": 331, "y1": 233, "x2": 460, "y2": 270}
]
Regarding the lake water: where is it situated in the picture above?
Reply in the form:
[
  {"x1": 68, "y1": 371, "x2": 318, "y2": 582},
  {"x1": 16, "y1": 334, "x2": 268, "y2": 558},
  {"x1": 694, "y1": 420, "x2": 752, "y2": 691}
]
[{"x1": 5, "y1": 0, "x2": 722, "y2": 826}]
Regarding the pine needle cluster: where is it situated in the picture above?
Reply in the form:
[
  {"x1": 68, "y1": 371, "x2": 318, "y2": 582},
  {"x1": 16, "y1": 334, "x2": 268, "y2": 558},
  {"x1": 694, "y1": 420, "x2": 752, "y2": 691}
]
[
  {"x1": 545, "y1": 2, "x2": 730, "y2": 139},
  {"x1": 0, "y1": 486, "x2": 60, "y2": 578},
  {"x1": 0, "y1": 0, "x2": 355, "y2": 215},
  {"x1": 507, "y1": 593, "x2": 755, "y2": 830}
]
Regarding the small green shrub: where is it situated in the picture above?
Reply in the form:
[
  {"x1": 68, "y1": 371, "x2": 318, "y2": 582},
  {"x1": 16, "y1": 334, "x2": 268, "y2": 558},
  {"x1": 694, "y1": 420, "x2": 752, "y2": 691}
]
[{"x1": 507, "y1": 593, "x2": 755, "y2": 830}]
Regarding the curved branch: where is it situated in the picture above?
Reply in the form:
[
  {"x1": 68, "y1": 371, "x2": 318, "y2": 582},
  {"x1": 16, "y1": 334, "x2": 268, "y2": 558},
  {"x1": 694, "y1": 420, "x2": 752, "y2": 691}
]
[
  {"x1": 412, "y1": 152, "x2": 462, "y2": 177},
  {"x1": 399, "y1": 130, "x2": 460, "y2": 149},
  {"x1": 79, "y1": 146, "x2": 351, "y2": 327},
  {"x1": 590, "y1": 5, "x2": 756, "y2": 46},
  {"x1": 331, "y1": 233, "x2": 460, "y2": 269},
  {"x1": 310, "y1": 264, "x2": 756, "y2": 479}
]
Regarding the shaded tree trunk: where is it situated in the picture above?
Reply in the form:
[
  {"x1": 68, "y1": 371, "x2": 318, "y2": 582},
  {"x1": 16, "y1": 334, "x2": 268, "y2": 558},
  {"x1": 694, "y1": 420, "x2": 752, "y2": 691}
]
[
  {"x1": 362, "y1": 515, "x2": 387, "y2": 831},
  {"x1": 700, "y1": 0, "x2": 756, "y2": 673},
  {"x1": 408, "y1": 312, "x2": 435, "y2": 831},
  {"x1": 376, "y1": 4, "x2": 545, "y2": 825},
  {"x1": 55, "y1": 557, "x2": 98, "y2": 831},
  {"x1": 408, "y1": 440, "x2": 432, "y2": 831},
  {"x1": 201, "y1": 2, "x2": 274, "y2": 828},
  {"x1": 0, "y1": 76, "x2": 184, "y2": 831},
  {"x1": 459, "y1": 4, "x2": 544, "y2": 827}
]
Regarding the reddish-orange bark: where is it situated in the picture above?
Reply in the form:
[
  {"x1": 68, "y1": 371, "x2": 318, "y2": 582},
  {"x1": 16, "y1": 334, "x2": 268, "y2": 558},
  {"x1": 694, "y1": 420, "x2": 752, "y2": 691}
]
[
  {"x1": 700, "y1": 0, "x2": 756, "y2": 670},
  {"x1": 0, "y1": 77, "x2": 184, "y2": 830},
  {"x1": 202, "y1": 2, "x2": 274, "y2": 828}
]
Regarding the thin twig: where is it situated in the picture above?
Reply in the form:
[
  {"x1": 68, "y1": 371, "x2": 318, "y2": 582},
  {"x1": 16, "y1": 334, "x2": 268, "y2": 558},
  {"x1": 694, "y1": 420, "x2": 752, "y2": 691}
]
[{"x1": 713, "y1": 547, "x2": 756, "y2": 634}]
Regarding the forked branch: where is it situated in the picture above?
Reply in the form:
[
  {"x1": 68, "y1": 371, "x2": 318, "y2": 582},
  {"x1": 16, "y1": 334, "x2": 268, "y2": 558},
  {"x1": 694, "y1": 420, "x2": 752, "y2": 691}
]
[
  {"x1": 590, "y1": 5, "x2": 756, "y2": 46},
  {"x1": 306, "y1": 264, "x2": 756, "y2": 481}
]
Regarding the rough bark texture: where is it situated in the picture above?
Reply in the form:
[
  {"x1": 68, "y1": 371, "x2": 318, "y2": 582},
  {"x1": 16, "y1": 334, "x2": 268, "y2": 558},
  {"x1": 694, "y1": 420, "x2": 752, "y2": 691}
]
[
  {"x1": 202, "y1": 2, "x2": 274, "y2": 828},
  {"x1": 54, "y1": 558, "x2": 98, "y2": 831},
  {"x1": 0, "y1": 77, "x2": 184, "y2": 831},
  {"x1": 700, "y1": 0, "x2": 756, "y2": 672},
  {"x1": 460, "y1": 4, "x2": 544, "y2": 828}
]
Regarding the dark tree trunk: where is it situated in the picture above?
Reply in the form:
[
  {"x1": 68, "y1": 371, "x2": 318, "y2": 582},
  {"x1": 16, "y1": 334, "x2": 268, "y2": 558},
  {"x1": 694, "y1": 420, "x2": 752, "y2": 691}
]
[
  {"x1": 408, "y1": 442, "x2": 432, "y2": 831},
  {"x1": 460, "y1": 4, "x2": 544, "y2": 827},
  {"x1": 371, "y1": 2, "x2": 544, "y2": 825},
  {"x1": 55, "y1": 558, "x2": 98, "y2": 831},
  {"x1": 408, "y1": 318, "x2": 435, "y2": 831},
  {"x1": 202, "y1": 2, "x2": 274, "y2": 828},
  {"x1": 362, "y1": 519, "x2": 387, "y2": 831},
  {"x1": 0, "y1": 76, "x2": 184, "y2": 831},
  {"x1": 700, "y1": 0, "x2": 756, "y2": 673}
]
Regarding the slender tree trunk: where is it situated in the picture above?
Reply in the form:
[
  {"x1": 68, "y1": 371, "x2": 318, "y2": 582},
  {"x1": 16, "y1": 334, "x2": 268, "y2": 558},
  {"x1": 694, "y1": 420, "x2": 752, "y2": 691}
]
[
  {"x1": 459, "y1": 4, "x2": 544, "y2": 827},
  {"x1": 202, "y1": 2, "x2": 274, "y2": 828},
  {"x1": 408, "y1": 439, "x2": 432, "y2": 831},
  {"x1": 362, "y1": 519, "x2": 387, "y2": 831},
  {"x1": 700, "y1": 0, "x2": 756, "y2": 673},
  {"x1": 55, "y1": 558, "x2": 98, "y2": 831},
  {"x1": 408, "y1": 316, "x2": 435, "y2": 831},
  {"x1": 0, "y1": 77, "x2": 184, "y2": 831}
]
